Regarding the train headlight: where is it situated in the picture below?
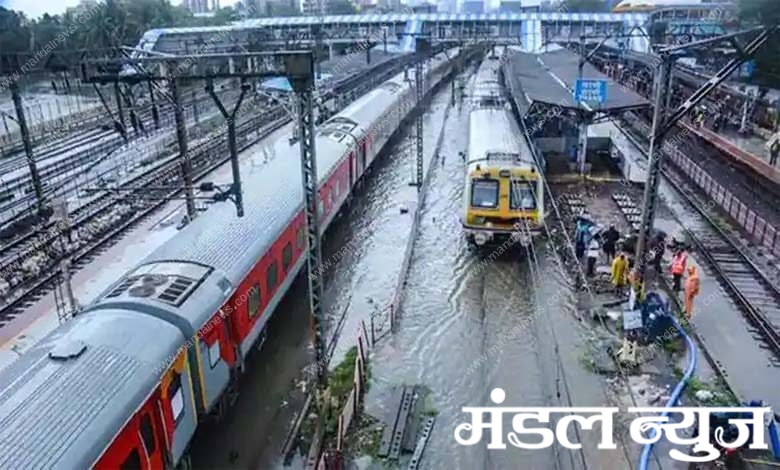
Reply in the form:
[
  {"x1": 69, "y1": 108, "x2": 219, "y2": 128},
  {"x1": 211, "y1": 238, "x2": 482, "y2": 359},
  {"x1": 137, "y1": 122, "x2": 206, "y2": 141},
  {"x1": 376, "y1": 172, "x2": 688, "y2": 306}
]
[{"x1": 474, "y1": 233, "x2": 488, "y2": 246}]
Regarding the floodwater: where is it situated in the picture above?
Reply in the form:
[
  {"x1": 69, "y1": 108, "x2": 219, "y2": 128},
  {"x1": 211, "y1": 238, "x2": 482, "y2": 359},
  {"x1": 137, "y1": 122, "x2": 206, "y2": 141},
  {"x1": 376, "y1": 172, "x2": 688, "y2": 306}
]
[
  {"x1": 366, "y1": 96, "x2": 633, "y2": 469},
  {"x1": 192, "y1": 63, "x2": 635, "y2": 470},
  {"x1": 190, "y1": 71, "x2": 455, "y2": 469}
]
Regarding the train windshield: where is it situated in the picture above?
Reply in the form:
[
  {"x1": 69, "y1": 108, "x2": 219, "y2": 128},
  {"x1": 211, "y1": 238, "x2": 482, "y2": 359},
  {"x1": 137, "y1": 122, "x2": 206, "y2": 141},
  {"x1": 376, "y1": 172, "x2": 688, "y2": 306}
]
[
  {"x1": 510, "y1": 180, "x2": 537, "y2": 210},
  {"x1": 471, "y1": 179, "x2": 499, "y2": 208}
]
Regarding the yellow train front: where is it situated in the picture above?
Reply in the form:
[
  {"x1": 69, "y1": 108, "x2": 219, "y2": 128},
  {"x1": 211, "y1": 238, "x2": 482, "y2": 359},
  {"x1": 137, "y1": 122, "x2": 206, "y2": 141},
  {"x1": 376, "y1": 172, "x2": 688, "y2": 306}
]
[{"x1": 461, "y1": 68, "x2": 544, "y2": 249}]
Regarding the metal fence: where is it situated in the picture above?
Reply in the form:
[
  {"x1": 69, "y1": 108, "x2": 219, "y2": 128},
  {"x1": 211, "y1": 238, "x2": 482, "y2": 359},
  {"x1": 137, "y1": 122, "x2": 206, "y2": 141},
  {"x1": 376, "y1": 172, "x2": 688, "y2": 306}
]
[
  {"x1": 335, "y1": 323, "x2": 369, "y2": 452},
  {"x1": 308, "y1": 321, "x2": 370, "y2": 470}
]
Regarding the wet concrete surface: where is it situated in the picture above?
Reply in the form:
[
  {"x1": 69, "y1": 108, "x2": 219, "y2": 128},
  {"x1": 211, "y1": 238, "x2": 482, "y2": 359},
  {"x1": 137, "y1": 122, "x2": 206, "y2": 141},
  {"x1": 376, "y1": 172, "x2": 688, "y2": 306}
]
[
  {"x1": 718, "y1": 128, "x2": 769, "y2": 162},
  {"x1": 644, "y1": 157, "x2": 780, "y2": 418},
  {"x1": 189, "y1": 74, "x2": 454, "y2": 470}
]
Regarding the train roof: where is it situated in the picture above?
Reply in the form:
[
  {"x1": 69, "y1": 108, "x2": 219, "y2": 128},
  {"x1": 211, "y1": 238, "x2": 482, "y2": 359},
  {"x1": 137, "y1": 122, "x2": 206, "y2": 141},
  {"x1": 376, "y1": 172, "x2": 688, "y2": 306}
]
[
  {"x1": 467, "y1": 108, "x2": 536, "y2": 170},
  {"x1": 469, "y1": 54, "x2": 505, "y2": 108},
  {"x1": 0, "y1": 310, "x2": 183, "y2": 469},
  {"x1": 141, "y1": 60, "x2": 427, "y2": 286},
  {"x1": 143, "y1": 128, "x2": 348, "y2": 286}
]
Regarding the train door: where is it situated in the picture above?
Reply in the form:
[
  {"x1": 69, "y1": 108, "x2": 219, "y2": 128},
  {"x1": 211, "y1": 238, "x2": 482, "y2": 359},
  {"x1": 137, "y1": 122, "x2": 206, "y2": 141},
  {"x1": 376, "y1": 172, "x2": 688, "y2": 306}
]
[
  {"x1": 349, "y1": 150, "x2": 355, "y2": 186},
  {"x1": 95, "y1": 402, "x2": 165, "y2": 470},
  {"x1": 95, "y1": 422, "x2": 145, "y2": 470},
  {"x1": 361, "y1": 133, "x2": 370, "y2": 171},
  {"x1": 137, "y1": 406, "x2": 166, "y2": 469}
]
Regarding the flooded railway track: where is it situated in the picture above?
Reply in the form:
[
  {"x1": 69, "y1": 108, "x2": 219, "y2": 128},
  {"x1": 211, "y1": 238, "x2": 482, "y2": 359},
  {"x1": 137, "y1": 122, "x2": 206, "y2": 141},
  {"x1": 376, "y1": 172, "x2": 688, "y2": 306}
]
[{"x1": 616, "y1": 120, "x2": 780, "y2": 358}]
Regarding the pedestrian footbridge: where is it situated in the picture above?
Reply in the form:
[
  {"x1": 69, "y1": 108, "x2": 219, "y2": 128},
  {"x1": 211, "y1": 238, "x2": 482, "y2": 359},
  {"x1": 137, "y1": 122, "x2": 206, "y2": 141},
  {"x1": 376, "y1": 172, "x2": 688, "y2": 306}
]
[{"x1": 135, "y1": 12, "x2": 650, "y2": 57}]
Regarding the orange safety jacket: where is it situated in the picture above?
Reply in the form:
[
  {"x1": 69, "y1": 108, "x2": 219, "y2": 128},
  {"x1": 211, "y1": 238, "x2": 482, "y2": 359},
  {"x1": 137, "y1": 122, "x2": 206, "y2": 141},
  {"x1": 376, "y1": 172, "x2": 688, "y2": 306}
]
[{"x1": 671, "y1": 253, "x2": 687, "y2": 275}]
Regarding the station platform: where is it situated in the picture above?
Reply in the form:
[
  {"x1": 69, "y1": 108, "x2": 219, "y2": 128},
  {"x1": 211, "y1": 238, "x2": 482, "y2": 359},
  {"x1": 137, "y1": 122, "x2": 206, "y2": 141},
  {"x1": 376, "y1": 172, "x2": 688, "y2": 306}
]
[
  {"x1": 681, "y1": 121, "x2": 780, "y2": 187},
  {"x1": 720, "y1": 128, "x2": 771, "y2": 160},
  {"x1": 588, "y1": 120, "x2": 648, "y2": 184},
  {"x1": 547, "y1": 156, "x2": 780, "y2": 466}
]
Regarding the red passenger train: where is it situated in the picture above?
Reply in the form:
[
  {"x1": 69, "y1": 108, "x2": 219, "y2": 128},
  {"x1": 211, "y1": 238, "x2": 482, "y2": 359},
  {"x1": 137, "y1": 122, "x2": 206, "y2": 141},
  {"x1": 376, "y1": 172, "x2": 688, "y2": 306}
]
[{"x1": 0, "y1": 49, "x2": 459, "y2": 469}]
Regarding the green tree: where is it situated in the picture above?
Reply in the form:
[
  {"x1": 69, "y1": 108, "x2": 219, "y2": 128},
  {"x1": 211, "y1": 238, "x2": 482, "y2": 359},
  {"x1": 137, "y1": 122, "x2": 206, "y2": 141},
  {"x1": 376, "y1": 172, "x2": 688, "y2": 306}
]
[
  {"x1": 0, "y1": 7, "x2": 31, "y2": 52},
  {"x1": 30, "y1": 14, "x2": 64, "y2": 51}
]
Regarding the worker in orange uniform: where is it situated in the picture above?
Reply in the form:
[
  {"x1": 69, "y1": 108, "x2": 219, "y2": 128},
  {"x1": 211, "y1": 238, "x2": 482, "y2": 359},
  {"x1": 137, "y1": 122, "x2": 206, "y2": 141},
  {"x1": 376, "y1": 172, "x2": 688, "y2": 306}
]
[
  {"x1": 684, "y1": 265, "x2": 700, "y2": 320},
  {"x1": 611, "y1": 253, "x2": 629, "y2": 295},
  {"x1": 670, "y1": 248, "x2": 687, "y2": 293}
]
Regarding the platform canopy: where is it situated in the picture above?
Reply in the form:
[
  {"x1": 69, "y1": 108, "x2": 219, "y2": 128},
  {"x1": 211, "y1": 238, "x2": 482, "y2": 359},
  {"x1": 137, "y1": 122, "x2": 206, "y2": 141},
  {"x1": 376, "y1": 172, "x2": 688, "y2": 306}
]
[{"x1": 503, "y1": 48, "x2": 650, "y2": 118}]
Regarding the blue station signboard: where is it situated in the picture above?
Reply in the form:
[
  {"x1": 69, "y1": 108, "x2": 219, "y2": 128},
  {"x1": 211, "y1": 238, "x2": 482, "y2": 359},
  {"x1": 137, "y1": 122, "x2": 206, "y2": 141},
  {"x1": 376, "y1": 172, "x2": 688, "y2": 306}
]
[{"x1": 574, "y1": 79, "x2": 607, "y2": 104}]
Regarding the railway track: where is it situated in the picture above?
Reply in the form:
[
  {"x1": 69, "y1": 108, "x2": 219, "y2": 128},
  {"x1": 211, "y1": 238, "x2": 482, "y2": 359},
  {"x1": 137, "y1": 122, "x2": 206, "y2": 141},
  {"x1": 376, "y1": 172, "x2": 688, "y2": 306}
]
[
  {"x1": 0, "y1": 92, "x2": 242, "y2": 230},
  {"x1": 0, "y1": 58, "x2": 418, "y2": 326},
  {"x1": 615, "y1": 120, "x2": 780, "y2": 358},
  {"x1": 0, "y1": 111, "x2": 290, "y2": 325}
]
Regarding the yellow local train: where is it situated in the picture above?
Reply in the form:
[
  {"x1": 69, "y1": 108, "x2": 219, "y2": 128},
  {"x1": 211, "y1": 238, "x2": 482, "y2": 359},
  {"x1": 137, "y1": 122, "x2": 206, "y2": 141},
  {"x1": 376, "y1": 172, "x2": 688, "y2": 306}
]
[{"x1": 461, "y1": 53, "x2": 545, "y2": 249}]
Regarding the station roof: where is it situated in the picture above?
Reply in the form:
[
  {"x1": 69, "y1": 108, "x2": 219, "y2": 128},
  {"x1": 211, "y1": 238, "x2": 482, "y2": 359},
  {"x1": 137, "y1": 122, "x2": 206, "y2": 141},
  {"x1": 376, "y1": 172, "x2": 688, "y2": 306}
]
[{"x1": 504, "y1": 48, "x2": 650, "y2": 115}]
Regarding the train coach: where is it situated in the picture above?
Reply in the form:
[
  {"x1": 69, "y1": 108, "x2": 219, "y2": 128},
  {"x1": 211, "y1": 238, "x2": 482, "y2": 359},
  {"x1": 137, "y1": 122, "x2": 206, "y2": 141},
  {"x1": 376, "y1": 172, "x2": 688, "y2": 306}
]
[
  {"x1": 0, "y1": 48, "x2": 461, "y2": 469},
  {"x1": 461, "y1": 53, "x2": 545, "y2": 250}
]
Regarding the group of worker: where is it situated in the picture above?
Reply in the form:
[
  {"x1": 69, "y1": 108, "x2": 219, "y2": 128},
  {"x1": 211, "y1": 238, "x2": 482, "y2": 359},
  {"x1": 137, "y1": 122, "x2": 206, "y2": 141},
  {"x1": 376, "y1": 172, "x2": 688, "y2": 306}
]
[
  {"x1": 610, "y1": 242, "x2": 700, "y2": 320},
  {"x1": 576, "y1": 219, "x2": 701, "y2": 320}
]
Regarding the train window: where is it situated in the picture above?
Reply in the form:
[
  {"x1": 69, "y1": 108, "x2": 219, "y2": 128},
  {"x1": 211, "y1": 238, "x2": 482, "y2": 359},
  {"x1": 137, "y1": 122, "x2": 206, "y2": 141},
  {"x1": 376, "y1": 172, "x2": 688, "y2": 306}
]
[
  {"x1": 297, "y1": 227, "x2": 306, "y2": 251},
  {"x1": 209, "y1": 341, "x2": 221, "y2": 368},
  {"x1": 471, "y1": 179, "x2": 499, "y2": 208},
  {"x1": 120, "y1": 449, "x2": 142, "y2": 470},
  {"x1": 169, "y1": 372, "x2": 184, "y2": 426},
  {"x1": 318, "y1": 200, "x2": 324, "y2": 216},
  {"x1": 510, "y1": 180, "x2": 537, "y2": 210},
  {"x1": 248, "y1": 283, "x2": 261, "y2": 318},
  {"x1": 140, "y1": 413, "x2": 156, "y2": 455},
  {"x1": 282, "y1": 243, "x2": 293, "y2": 271},
  {"x1": 267, "y1": 262, "x2": 278, "y2": 292}
]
